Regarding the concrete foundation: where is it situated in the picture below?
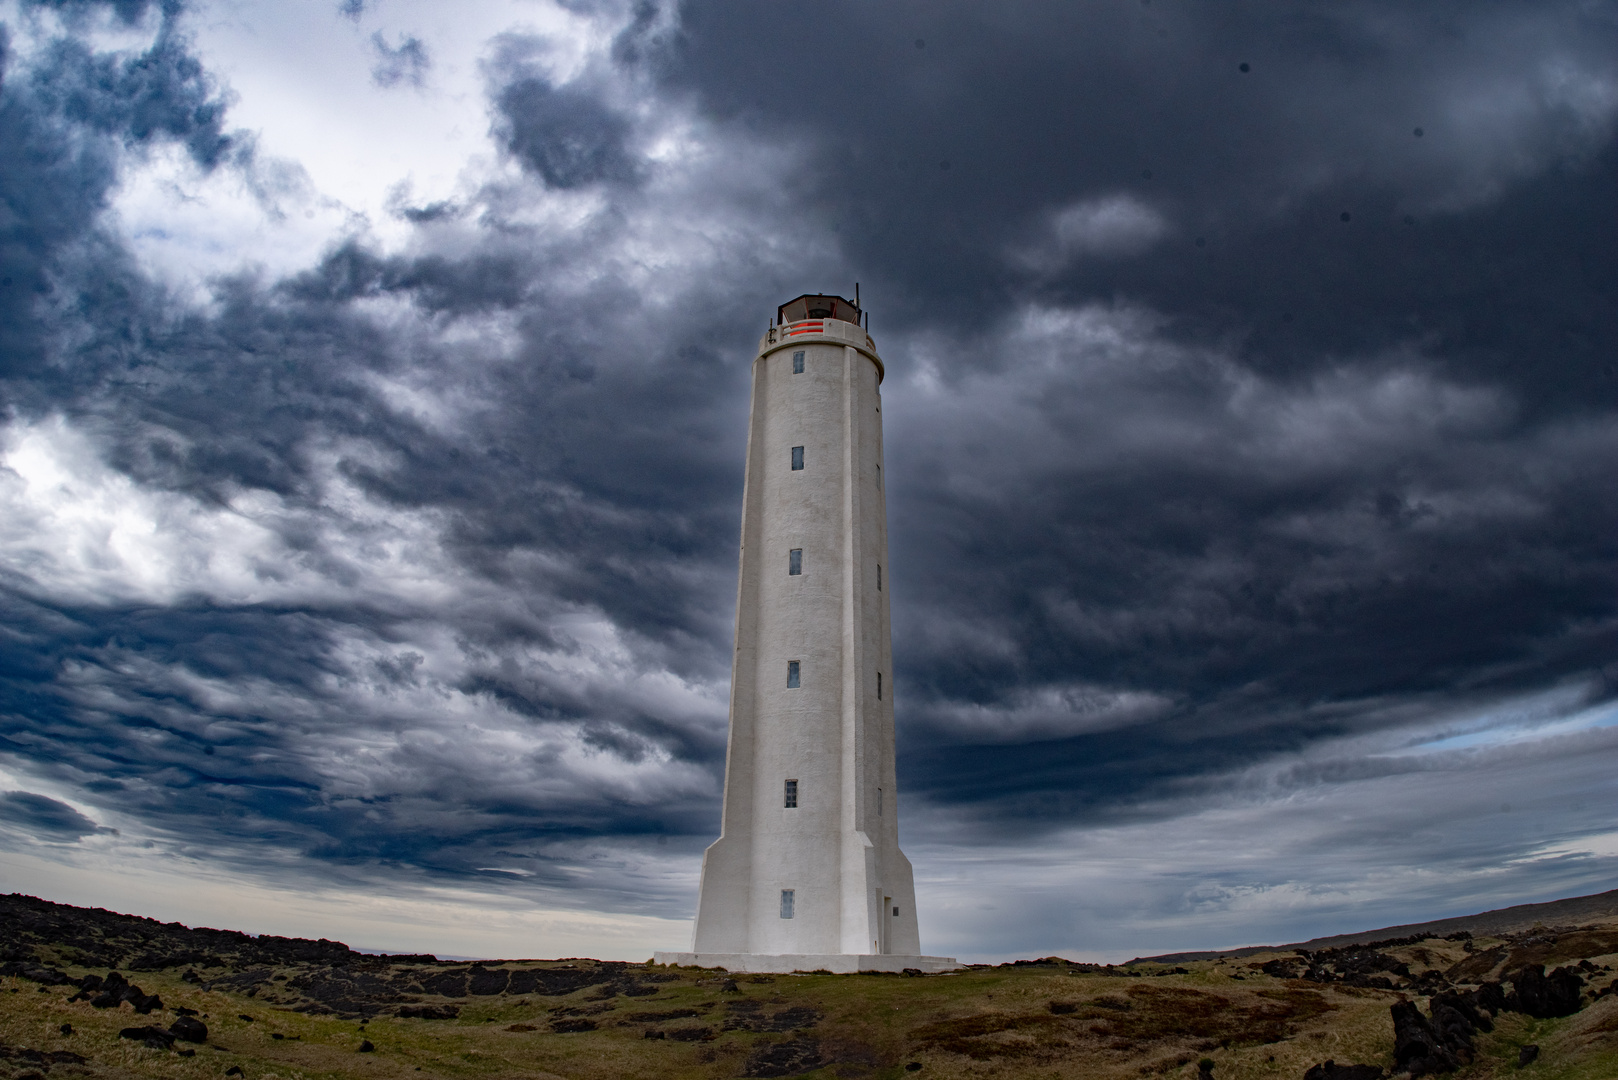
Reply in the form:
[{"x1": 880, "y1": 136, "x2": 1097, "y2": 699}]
[{"x1": 651, "y1": 951, "x2": 962, "y2": 974}]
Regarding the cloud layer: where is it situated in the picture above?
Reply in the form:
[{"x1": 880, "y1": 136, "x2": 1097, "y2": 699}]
[{"x1": 0, "y1": 0, "x2": 1613, "y2": 960}]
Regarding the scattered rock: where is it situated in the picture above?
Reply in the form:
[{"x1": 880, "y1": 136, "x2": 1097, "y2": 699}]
[
  {"x1": 1508, "y1": 965, "x2": 1583, "y2": 1018},
  {"x1": 238, "y1": 1014, "x2": 256, "y2": 1022},
  {"x1": 357, "y1": 1039, "x2": 375, "y2": 1052},
  {"x1": 1391, "y1": 1001, "x2": 1461, "y2": 1077},
  {"x1": 905, "y1": 1064, "x2": 923, "y2": 1073},
  {"x1": 169, "y1": 1015, "x2": 208, "y2": 1043},
  {"x1": 1427, "y1": 997, "x2": 1478, "y2": 1060},
  {"x1": 643, "y1": 1029, "x2": 665, "y2": 1039},
  {"x1": 0, "y1": 962, "x2": 72, "y2": 986},
  {"x1": 624, "y1": 1008, "x2": 705, "y2": 1023},
  {"x1": 506, "y1": 967, "x2": 608, "y2": 996},
  {"x1": 551, "y1": 1018, "x2": 597, "y2": 1033},
  {"x1": 1518, "y1": 1044, "x2": 1539, "y2": 1066},
  {"x1": 57, "y1": 1024, "x2": 72, "y2": 1036},
  {"x1": 118, "y1": 1025, "x2": 176, "y2": 1050},
  {"x1": 1431, "y1": 989, "x2": 1494, "y2": 1034},
  {"x1": 743, "y1": 1037, "x2": 822, "y2": 1077},
  {"x1": 224, "y1": 1066, "x2": 244, "y2": 1076},
  {"x1": 722, "y1": 1001, "x2": 823, "y2": 1033},
  {"x1": 1303, "y1": 1062, "x2": 1384, "y2": 1080},
  {"x1": 467, "y1": 965, "x2": 510, "y2": 996},
  {"x1": 0, "y1": 1046, "x2": 87, "y2": 1068}
]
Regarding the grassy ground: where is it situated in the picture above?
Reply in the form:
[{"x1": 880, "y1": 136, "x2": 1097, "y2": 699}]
[{"x1": 3, "y1": 933, "x2": 1616, "y2": 1079}]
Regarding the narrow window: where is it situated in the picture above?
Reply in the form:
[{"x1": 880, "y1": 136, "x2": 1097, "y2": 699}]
[
  {"x1": 876, "y1": 564, "x2": 881, "y2": 591},
  {"x1": 780, "y1": 889, "x2": 795, "y2": 919},
  {"x1": 876, "y1": 464, "x2": 881, "y2": 487},
  {"x1": 877, "y1": 671, "x2": 882, "y2": 699},
  {"x1": 792, "y1": 350, "x2": 805, "y2": 374},
  {"x1": 791, "y1": 445, "x2": 804, "y2": 470},
  {"x1": 893, "y1": 906, "x2": 900, "y2": 917},
  {"x1": 789, "y1": 548, "x2": 802, "y2": 576},
  {"x1": 787, "y1": 661, "x2": 800, "y2": 688},
  {"x1": 877, "y1": 787, "x2": 884, "y2": 816},
  {"x1": 784, "y1": 779, "x2": 798, "y2": 808}
]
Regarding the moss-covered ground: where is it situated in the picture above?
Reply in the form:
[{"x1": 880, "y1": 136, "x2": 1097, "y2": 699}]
[{"x1": 4, "y1": 928, "x2": 1617, "y2": 1080}]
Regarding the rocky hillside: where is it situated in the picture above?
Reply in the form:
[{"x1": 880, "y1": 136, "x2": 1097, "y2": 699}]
[{"x1": 2, "y1": 891, "x2": 1617, "y2": 1079}]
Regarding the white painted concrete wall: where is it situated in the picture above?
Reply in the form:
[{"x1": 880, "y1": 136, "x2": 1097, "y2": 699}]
[{"x1": 691, "y1": 318, "x2": 921, "y2": 958}]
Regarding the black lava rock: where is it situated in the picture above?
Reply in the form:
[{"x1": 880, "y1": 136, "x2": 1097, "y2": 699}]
[
  {"x1": 743, "y1": 1037, "x2": 823, "y2": 1078},
  {"x1": 1391, "y1": 1001, "x2": 1461, "y2": 1077},
  {"x1": 1518, "y1": 1044, "x2": 1540, "y2": 1066},
  {"x1": 1509, "y1": 965, "x2": 1584, "y2": 1018},
  {"x1": 128, "y1": 991, "x2": 162, "y2": 1014},
  {"x1": 467, "y1": 966, "x2": 510, "y2": 995},
  {"x1": 1303, "y1": 1063, "x2": 1384, "y2": 1080},
  {"x1": 118, "y1": 1025, "x2": 175, "y2": 1049},
  {"x1": 169, "y1": 1015, "x2": 208, "y2": 1043},
  {"x1": 551, "y1": 1018, "x2": 597, "y2": 1033}
]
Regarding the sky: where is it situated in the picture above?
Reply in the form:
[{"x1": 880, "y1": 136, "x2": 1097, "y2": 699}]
[{"x1": 0, "y1": 0, "x2": 1615, "y2": 965}]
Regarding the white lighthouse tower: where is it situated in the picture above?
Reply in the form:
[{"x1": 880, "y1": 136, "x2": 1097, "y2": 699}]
[{"x1": 656, "y1": 294, "x2": 960, "y2": 974}]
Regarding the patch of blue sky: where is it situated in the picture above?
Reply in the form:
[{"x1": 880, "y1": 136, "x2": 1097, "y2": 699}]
[{"x1": 1392, "y1": 687, "x2": 1618, "y2": 759}]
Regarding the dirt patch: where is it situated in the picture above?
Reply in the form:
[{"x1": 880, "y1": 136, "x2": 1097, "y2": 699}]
[
  {"x1": 723, "y1": 1001, "x2": 823, "y2": 1033},
  {"x1": 742, "y1": 1037, "x2": 823, "y2": 1077},
  {"x1": 907, "y1": 1011, "x2": 1071, "y2": 1059},
  {"x1": 623, "y1": 1008, "x2": 706, "y2": 1022},
  {"x1": 1087, "y1": 985, "x2": 1335, "y2": 1050}
]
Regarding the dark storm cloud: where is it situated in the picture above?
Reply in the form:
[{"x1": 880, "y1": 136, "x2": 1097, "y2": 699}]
[
  {"x1": 0, "y1": 0, "x2": 234, "y2": 389},
  {"x1": 658, "y1": 2, "x2": 1618, "y2": 335},
  {"x1": 489, "y1": 37, "x2": 642, "y2": 188},
  {"x1": 29, "y1": 15, "x2": 234, "y2": 165},
  {"x1": 0, "y1": 790, "x2": 104, "y2": 840},
  {"x1": 642, "y1": 0, "x2": 1618, "y2": 829}
]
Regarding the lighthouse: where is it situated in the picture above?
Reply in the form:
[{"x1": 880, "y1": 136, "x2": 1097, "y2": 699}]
[{"x1": 655, "y1": 294, "x2": 960, "y2": 974}]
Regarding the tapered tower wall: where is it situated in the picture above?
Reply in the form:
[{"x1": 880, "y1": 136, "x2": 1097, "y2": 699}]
[{"x1": 681, "y1": 309, "x2": 930, "y2": 964}]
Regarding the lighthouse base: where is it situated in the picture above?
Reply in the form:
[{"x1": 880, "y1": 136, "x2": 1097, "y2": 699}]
[{"x1": 651, "y1": 952, "x2": 963, "y2": 974}]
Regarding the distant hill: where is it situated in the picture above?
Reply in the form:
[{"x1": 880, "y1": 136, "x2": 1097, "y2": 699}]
[{"x1": 1133, "y1": 887, "x2": 1618, "y2": 964}]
